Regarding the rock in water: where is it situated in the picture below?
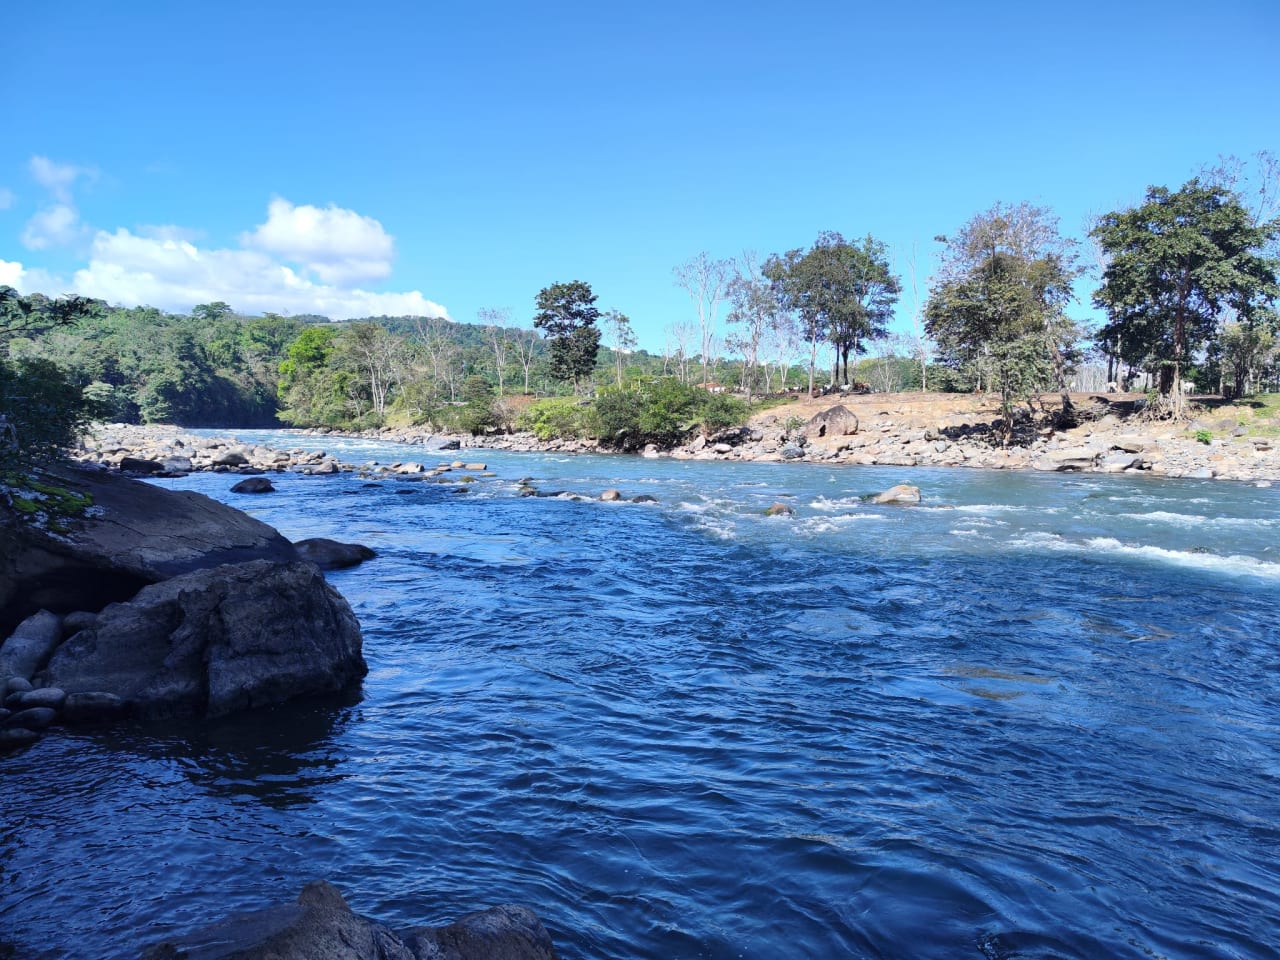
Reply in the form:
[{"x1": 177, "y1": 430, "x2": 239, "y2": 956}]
[
  {"x1": 39, "y1": 559, "x2": 366, "y2": 719},
  {"x1": 294, "y1": 538, "x2": 376, "y2": 571},
  {"x1": 231, "y1": 476, "x2": 276, "y2": 494},
  {"x1": 765, "y1": 502, "x2": 795, "y2": 516},
  {"x1": 0, "y1": 610, "x2": 63, "y2": 681},
  {"x1": 140, "y1": 880, "x2": 558, "y2": 960},
  {"x1": 0, "y1": 465, "x2": 298, "y2": 637},
  {"x1": 872, "y1": 484, "x2": 922, "y2": 505}
]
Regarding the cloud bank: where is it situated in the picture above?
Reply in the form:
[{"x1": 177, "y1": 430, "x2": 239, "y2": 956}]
[{"x1": 6, "y1": 181, "x2": 447, "y2": 320}]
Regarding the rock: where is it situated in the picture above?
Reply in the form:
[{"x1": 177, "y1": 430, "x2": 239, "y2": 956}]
[
  {"x1": 119, "y1": 456, "x2": 166, "y2": 475},
  {"x1": 6, "y1": 687, "x2": 66, "y2": 711},
  {"x1": 1110, "y1": 436, "x2": 1147, "y2": 453},
  {"x1": 690, "y1": 435, "x2": 707, "y2": 452},
  {"x1": 0, "y1": 465, "x2": 299, "y2": 637},
  {"x1": 0, "y1": 727, "x2": 41, "y2": 750},
  {"x1": 1, "y1": 707, "x2": 58, "y2": 730},
  {"x1": 306, "y1": 460, "x2": 340, "y2": 475},
  {"x1": 231, "y1": 477, "x2": 276, "y2": 494},
  {"x1": 1033, "y1": 448, "x2": 1099, "y2": 472},
  {"x1": 630, "y1": 494, "x2": 659, "y2": 504},
  {"x1": 395, "y1": 462, "x2": 426, "y2": 474},
  {"x1": 1188, "y1": 467, "x2": 1216, "y2": 479},
  {"x1": 641, "y1": 444, "x2": 660, "y2": 458},
  {"x1": 5, "y1": 676, "x2": 32, "y2": 694},
  {"x1": 161, "y1": 456, "x2": 193, "y2": 474},
  {"x1": 712, "y1": 443, "x2": 734, "y2": 454},
  {"x1": 62, "y1": 610, "x2": 98, "y2": 635},
  {"x1": 803, "y1": 404, "x2": 859, "y2": 438},
  {"x1": 63, "y1": 691, "x2": 128, "y2": 724},
  {"x1": 1102, "y1": 452, "x2": 1141, "y2": 473},
  {"x1": 140, "y1": 880, "x2": 558, "y2": 960},
  {"x1": 294, "y1": 538, "x2": 376, "y2": 571},
  {"x1": 464, "y1": 462, "x2": 487, "y2": 471},
  {"x1": 0, "y1": 610, "x2": 64, "y2": 681},
  {"x1": 212, "y1": 450, "x2": 250, "y2": 467},
  {"x1": 403, "y1": 904, "x2": 560, "y2": 960},
  {"x1": 872, "y1": 484, "x2": 922, "y2": 505},
  {"x1": 780, "y1": 444, "x2": 805, "y2": 460},
  {"x1": 599, "y1": 489, "x2": 622, "y2": 502},
  {"x1": 765, "y1": 502, "x2": 795, "y2": 516},
  {"x1": 437, "y1": 438, "x2": 461, "y2": 451},
  {"x1": 39, "y1": 559, "x2": 366, "y2": 720}
]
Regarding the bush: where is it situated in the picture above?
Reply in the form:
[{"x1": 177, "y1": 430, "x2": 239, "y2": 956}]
[
  {"x1": 517, "y1": 397, "x2": 595, "y2": 440},
  {"x1": 0, "y1": 357, "x2": 100, "y2": 468}
]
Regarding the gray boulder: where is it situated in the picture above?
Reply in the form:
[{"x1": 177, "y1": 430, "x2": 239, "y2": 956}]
[
  {"x1": 1, "y1": 465, "x2": 298, "y2": 637},
  {"x1": 803, "y1": 405, "x2": 859, "y2": 438},
  {"x1": 0, "y1": 610, "x2": 63, "y2": 681},
  {"x1": 39, "y1": 559, "x2": 365, "y2": 720},
  {"x1": 872, "y1": 484, "x2": 922, "y2": 505},
  {"x1": 231, "y1": 477, "x2": 276, "y2": 494},
  {"x1": 294, "y1": 538, "x2": 376, "y2": 571},
  {"x1": 141, "y1": 880, "x2": 557, "y2": 960}
]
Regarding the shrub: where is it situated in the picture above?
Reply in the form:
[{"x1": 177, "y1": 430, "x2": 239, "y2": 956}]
[{"x1": 517, "y1": 397, "x2": 595, "y2": 440}]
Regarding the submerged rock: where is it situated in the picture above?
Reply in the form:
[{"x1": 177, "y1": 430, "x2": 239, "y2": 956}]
[
  {"x1": 140, "y1": 880, "x2": 558, "y2": 960},
  {"x1": 295, "y1": 538, "x2": 377, "y2": 571}
]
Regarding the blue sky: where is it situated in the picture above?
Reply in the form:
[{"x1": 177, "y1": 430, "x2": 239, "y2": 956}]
[{"x1": 2, "y1": 0, "x2": 1277, "y2": 352}]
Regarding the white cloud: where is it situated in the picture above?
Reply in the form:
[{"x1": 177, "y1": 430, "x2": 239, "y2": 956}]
[
  {"x1": 242, "y1": 198, "x2": 395, "y2": 285},
  {"x1": 29, "y1": 156, "x2": 95, "y2": 204},
  {"x1": 21, "y1": 204, "x2": 86, "y2": 250},
  {"x1": 0, "y1": 259, "x2": 24, "y2": 287},
  {"x1": 71, "y1": 227, "x2": 448, "y2": 320},
  {"x1": 0, "y1": 188, "x2": 14, "y2": 210}
]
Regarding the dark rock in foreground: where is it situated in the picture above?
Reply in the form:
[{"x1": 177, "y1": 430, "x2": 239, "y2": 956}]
[
  {"x1": 40, "y1": 559, "x2": 365, "y2": 719},
  {"x1": 141, "y1": 880, "x2": 558, "y2": 960}
]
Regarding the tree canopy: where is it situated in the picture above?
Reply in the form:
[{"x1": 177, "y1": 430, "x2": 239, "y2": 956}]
[
  {"x1": 533, "y1": 280, "x2": 602, "y2": 392},
  {"x1": 1092, "y1": 179, "x2": 1280, "y2": 412}
]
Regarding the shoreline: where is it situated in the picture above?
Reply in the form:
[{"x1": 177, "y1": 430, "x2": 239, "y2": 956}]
[{"x1": 75, "y1": 392, "x2": 1280, "y2": 486}]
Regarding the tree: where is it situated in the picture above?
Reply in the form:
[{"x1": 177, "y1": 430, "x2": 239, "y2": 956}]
[
  {"x1": 725, "y1": 252, "x2": 778, "y2": 400},
  {"x1": 533, "y1": 281, "x2": 601, "y2": 393},
  {"x1": 602, "y1": 309, "x2": 637, "y2": 386},
  {"x1": 673, "y1": 252, "x2": 731, "y2": 387},
  {"x1": 926, "y1": 202, "x2": 1082, "y2": 442},
  {"x1": 1218, "y1": 319, "x2": 1277, "y2": 397},
  {"x1": 512, "y1": 325, "x2": 541, "y2": 395},
  {"x1": 478, "y1": 307, "x2": 513, "y2": 396},
  {"x1": 1092, "y1": 179, "x2": 1280, "y2": 415},
  {"x1": 337, "y1": 322, "x2": 408, "y2": 420}
]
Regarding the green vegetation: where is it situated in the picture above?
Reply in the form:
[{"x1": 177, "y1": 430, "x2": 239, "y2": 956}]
[{"x1": 1194, "y1": 429, "x2": 1213, "y2": 444}]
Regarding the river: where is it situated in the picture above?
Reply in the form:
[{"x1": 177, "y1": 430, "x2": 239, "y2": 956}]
[{"x1": 4, "y1": 431, "x2": 1280, "y2": 959}]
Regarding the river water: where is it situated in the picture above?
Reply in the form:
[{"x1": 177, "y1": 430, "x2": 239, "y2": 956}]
[{"x1": 4, "y1": 431, "x2": 1280, "y2": 959}]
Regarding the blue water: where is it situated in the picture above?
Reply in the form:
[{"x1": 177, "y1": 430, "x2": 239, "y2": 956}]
[{"x1": 4, "y1": 431, "x2": 1280, "y2": 959}]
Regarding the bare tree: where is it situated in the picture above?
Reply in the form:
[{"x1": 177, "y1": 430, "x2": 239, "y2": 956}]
[
  {"x1": 665, "y1": 321, "x2": 695, "y2": 383},
  {"x1": 478, "y1": 307, "x2": 513, "y2": 396},
  {"x1": 725, "y1": 251, "x2": 777, "y2": 400},
  {"x1": 413, "y1": 315, "x2": 462, "y2": 401},
  {"x1": 513, "y1": 325, "x2": 540, "y2": 395},
  {"x1": 602, "y1": 309, "x2": 637, "y2": 386},
  {"x1": 901, "y1": 243, "x2": 933, "y2": 392},
  {"x1": 673, "y1": 252, "x2": 731, "y2": 387},
  {"x1": 340, "y1": 322, "x2": 408, "y2": 418}
]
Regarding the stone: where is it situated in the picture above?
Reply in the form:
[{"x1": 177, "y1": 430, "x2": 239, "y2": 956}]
[
  {"x1": 294, "y1": 538, "x2": 377, "y2": 571},
  {"x1": 39, "y1": 559, "x2": 366, "y2": 720},
  {"x1": 306, "y1": 460, "x2": 340, "y2": 475},
  {"x1": 0, "y1": 610, "x2": 64, "y2": 681},
  {"x1": 6, "y1": 687, "x2": 66, "y2": 711},
  {"x1": 63, "y1": 691, "x2": 128, "y2": 724},
  {"x1": 765, "y1": 502, "x2": 795, "y2": 516},
  {"x1": 119, "y1": 457, "x2": 166, "y2": 475},
  {"x1": 641, "y1": 444, "x2": 660, "y2": 458},
  {"x1": 1, "y1": 707, "x2": 58, "y2": 730},
  {"x1": 1033, "y1": 448, "x2": 1099, "y2": 472},
  {"x1": 212, "y1": 449, "x2": 250, "y2": 466},
  {"x1": 780, "y1": 444, "x2": 805, "y2": 460},
  {"x1": 437, "y1": 438, "x2": 461, "y2": 451},
  {"x1": 872, "y1": 484, "x2": 922, "y2": 505},
  {"x1": 0, "y1": 465, "x2": 299, "y2": 637},
  {"x1": 464, "y1": 462, "x2": 487, "y2": 471},
  {"x1": 1102, "y1": 452, "x2": 1141, "y2": 473},
  {"x1": 231, "y1": 477, "x2": 276, "y2": 494},
  {"x1": 599, "y1": 489, "x2": 622, "y2": 502},
  {"x1": 403, "y1": 904, "x2": 559, "y2": 960},
  {"x1": 630, "y1": 495, "x2": 659, "y2": 504},
  {"x1": 140, "y1": 880, "x2": 557, "y2": 960},
  {"x1": 803, "y1": 404, "x2": 859, "y2": 438},
  {"x1": 62, "y1": 610, "x2": 98, "y2": 635},
  {"x1": 713, "y1": 443, "x2": 734, "y2": 454}
]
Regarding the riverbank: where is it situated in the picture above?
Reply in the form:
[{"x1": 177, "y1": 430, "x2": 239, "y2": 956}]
[{"x1": 75, "y1": 390, "x2": 1280, "y2": 484}]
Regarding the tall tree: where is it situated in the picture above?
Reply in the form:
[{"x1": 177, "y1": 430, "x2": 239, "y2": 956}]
[
  {"x1": 533, "y1": 280, "x2": 601, "y2": 393},
  {"x1": 673, "y1": 252, "x2": 731, "y2": 387},
  {"x1": 602, "y1": 309, "x2": 637, "y2": 386},
  {"x1": 926, "y1": 202, "x2": 1082, "y2": 441},
  {"x1": 725, "y1": 252, "x2": 778, "y2": 400},
  {"x1": 478, "y1": 307, "x2": 513, "y2": 396},
  {"x1": 1092, "y1": 179, "x2": 1280, "y2": 415}
]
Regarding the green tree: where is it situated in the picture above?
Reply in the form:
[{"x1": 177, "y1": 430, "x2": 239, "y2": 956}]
[
  {"x1": 533, "y1": 280, "x2": 601, "y2": 393},
  {"x1": 1092, "y1": 179, "x2": 1280, "y2": 415},
  {"x1": 926, "y1": 202, "x2": 1082, "y2": 442}
]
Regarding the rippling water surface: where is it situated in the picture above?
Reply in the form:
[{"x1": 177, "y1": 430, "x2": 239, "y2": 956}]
[{"x1": 5, "y1": 432, "x2": 1280, "y2": 959}]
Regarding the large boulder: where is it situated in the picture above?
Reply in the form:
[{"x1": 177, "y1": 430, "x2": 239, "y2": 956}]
[
  {"x1": 0, "y1": 610, "x2": 63, "y2": 681},
  {"x1": 141, "y1": 880, "x2": 558, "y2": 960},
  {"x1": 803, "y1": 405, "x2": 859, "y2": 439},
  {"x1": 0, "y1": 465, "x2": 299, "y2": 636},
  {"x1": 39, "y1": 559, "x2": 365, "y2": 719},
  {"x1": 872, "y1": 484, "x2": 922, "y2": 505}
]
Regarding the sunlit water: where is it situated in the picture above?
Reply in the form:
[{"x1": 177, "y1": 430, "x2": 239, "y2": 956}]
[{"x1": 4, "y1": 430, "x2": 1280, "y2": 959}]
